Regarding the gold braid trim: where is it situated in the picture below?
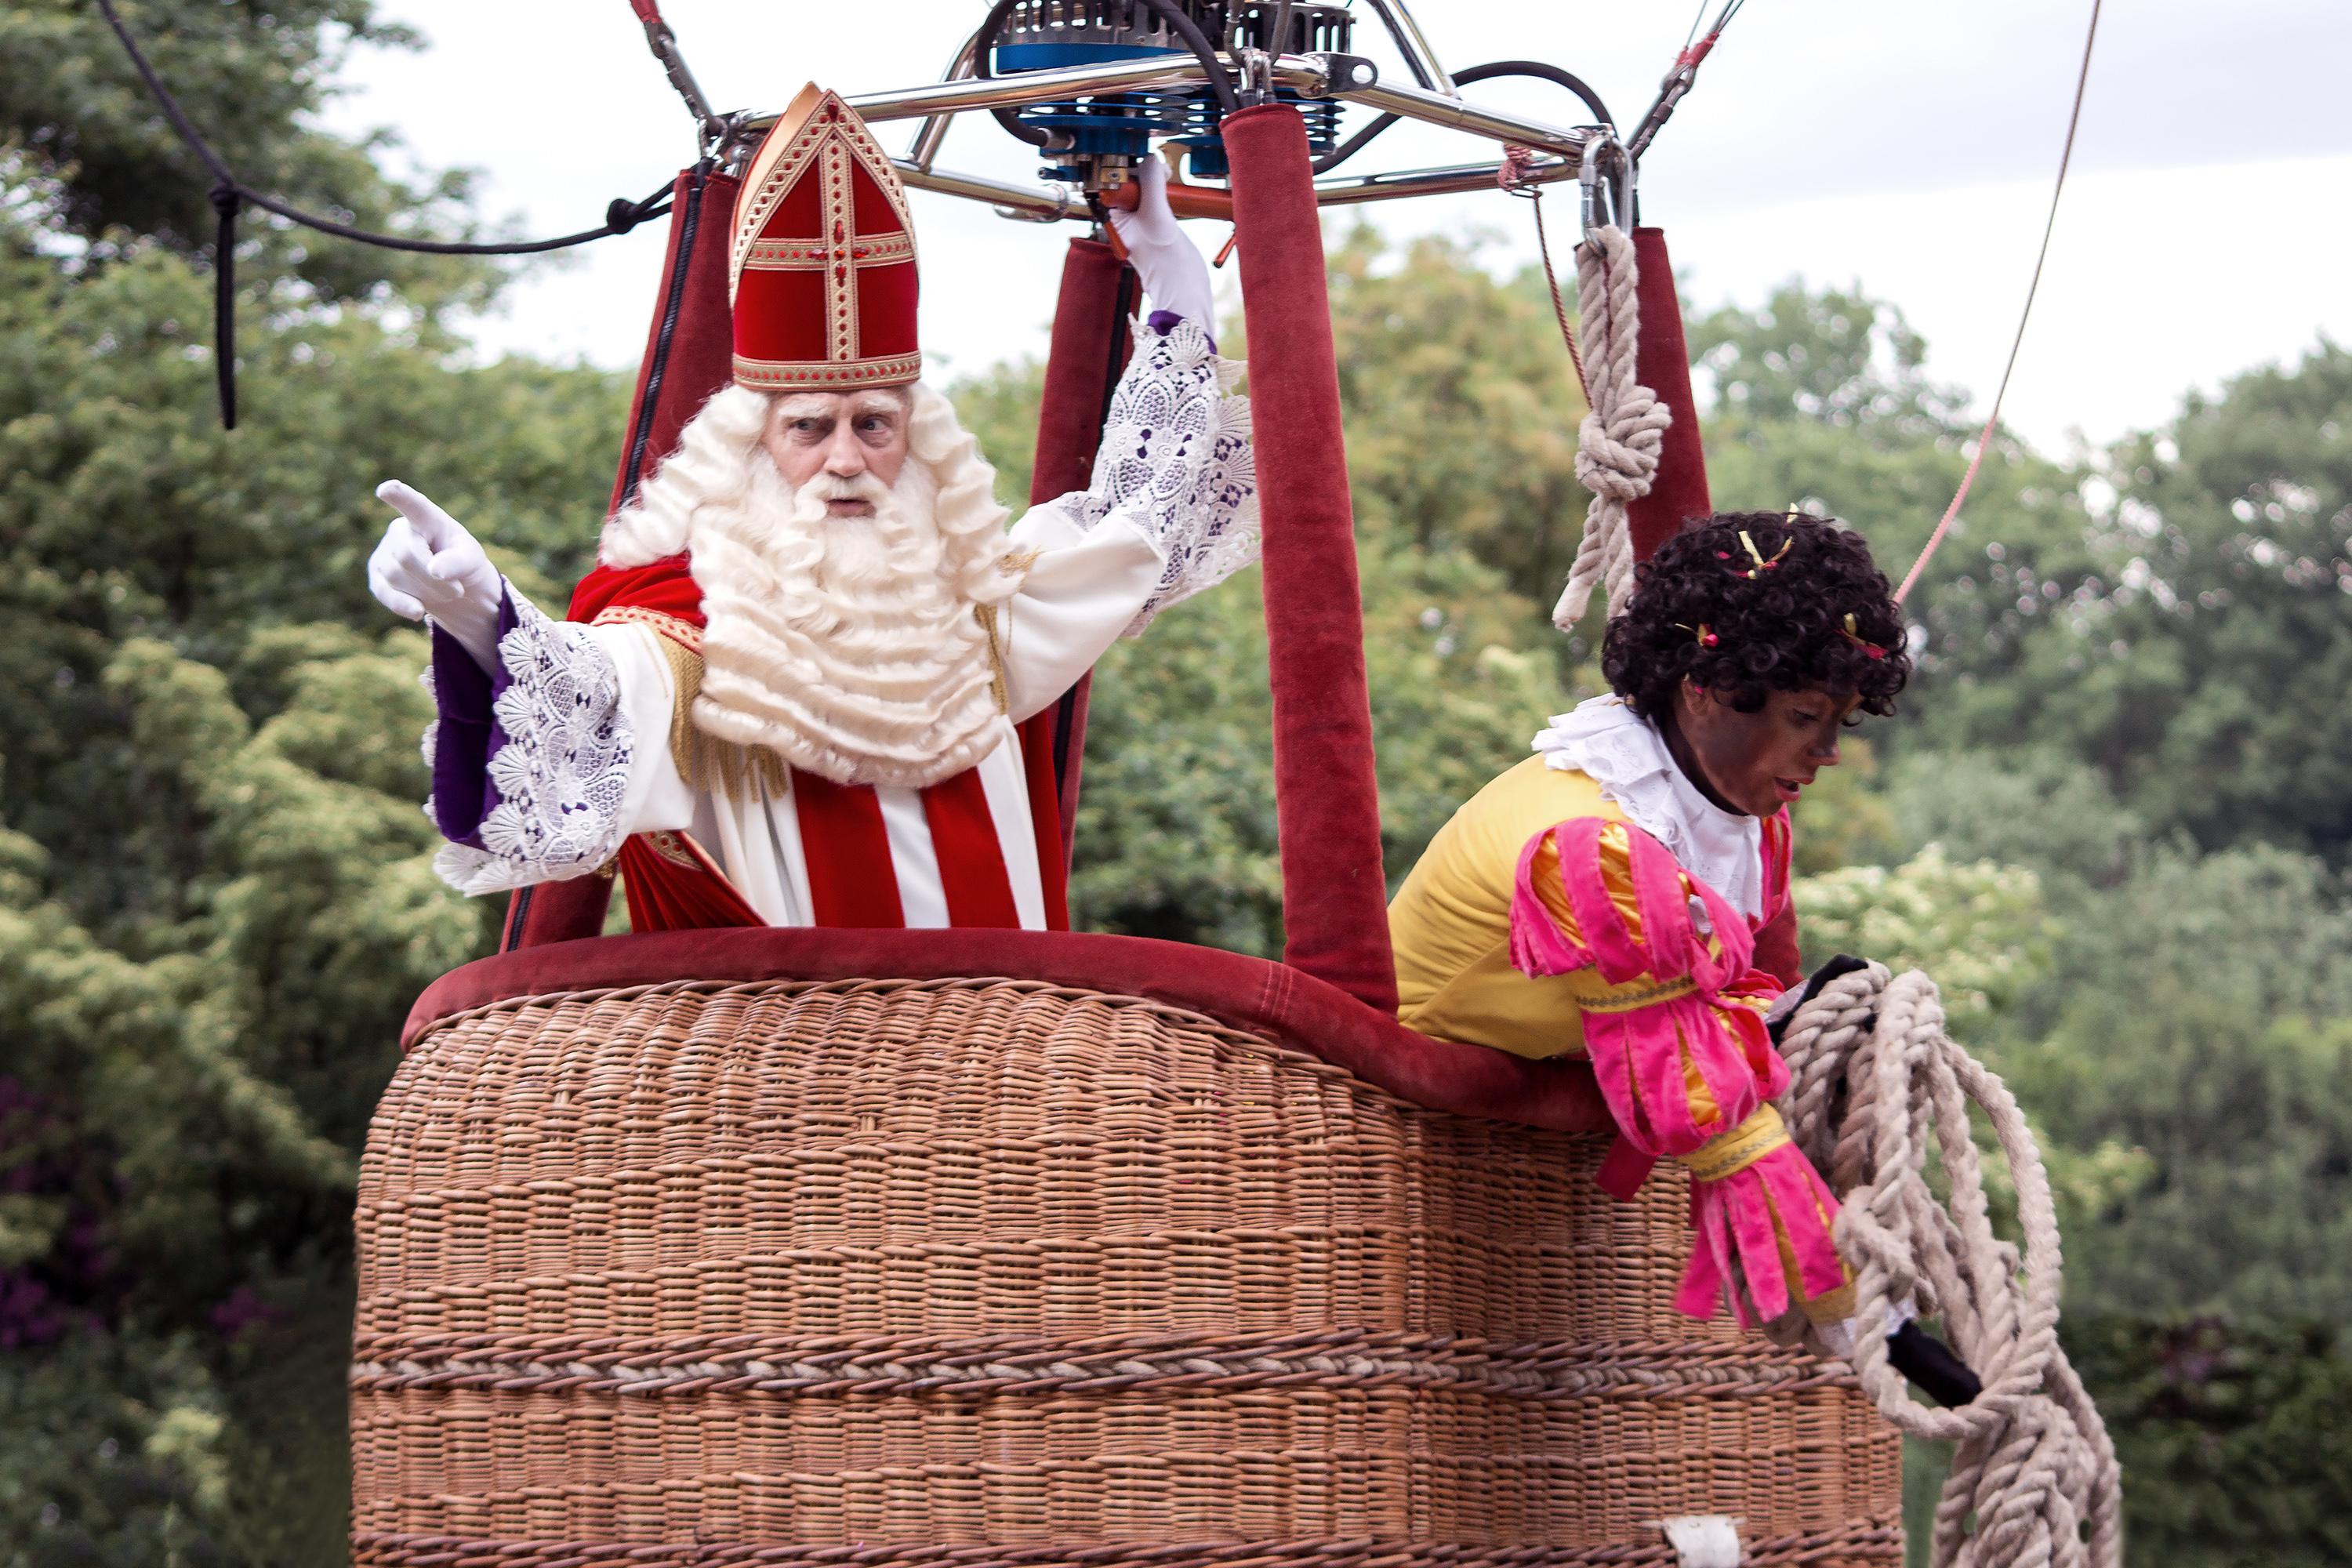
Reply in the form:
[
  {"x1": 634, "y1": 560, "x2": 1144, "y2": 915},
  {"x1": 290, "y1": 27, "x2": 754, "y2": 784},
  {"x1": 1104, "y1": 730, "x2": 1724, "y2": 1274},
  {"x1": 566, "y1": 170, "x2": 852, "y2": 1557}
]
[
  {"x1": 592, "y1": 604, "x2": 703, "y2": 655},
  {"x1": 1676, "y1": 1102, "x2": 1794, "y2": 1184},
  {"x1": 1574, "y1": 975, "x2": 1700, "y2": 1014},
  {"x1": 966, "y1": 552, "x2": 1040, "y2": 719},
  {"x1": 648, "y1": 635, "x2": 789, "y2": 800},
  {"x1": 973, "y1": 604, "x2": 1009, "y2": 716}
]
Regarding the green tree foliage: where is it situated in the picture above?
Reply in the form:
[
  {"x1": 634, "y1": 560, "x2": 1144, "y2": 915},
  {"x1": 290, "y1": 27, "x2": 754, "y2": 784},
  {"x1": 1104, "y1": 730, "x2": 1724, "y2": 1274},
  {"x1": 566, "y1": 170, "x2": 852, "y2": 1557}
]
[
  {"x1": 2065, "y1": 1316, "x2": 2352, "y2": 1566},
  {"x1": 2, "y1": 0, "x2": 499, "y2": 308},
  {"x1": 0, "y1": 16, "x2": 624, "y2": 1542},
  {"x1": 1917, "y1": 347, "x2": 2352, "y2": 862},
  {"x1": 1323, "y1": 223, "x2": 1591, "y2": 612}
]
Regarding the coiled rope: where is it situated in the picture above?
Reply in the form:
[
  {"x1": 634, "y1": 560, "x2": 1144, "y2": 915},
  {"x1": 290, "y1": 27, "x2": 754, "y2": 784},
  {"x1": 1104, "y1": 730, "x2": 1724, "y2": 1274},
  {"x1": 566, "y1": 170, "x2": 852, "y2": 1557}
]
[
  {"x1": 1552, "y1": 223, "x2": 1670, "y2": 627},
  {"x1": 1777, "y1": 961, "x2": 2122, "y2": 1568}
]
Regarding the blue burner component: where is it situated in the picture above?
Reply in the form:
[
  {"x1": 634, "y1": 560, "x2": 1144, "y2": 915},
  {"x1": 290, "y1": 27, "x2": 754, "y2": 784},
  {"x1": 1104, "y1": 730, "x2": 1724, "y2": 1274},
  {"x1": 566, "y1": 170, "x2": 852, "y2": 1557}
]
[
  {"x1": 996, "y1": 42, "x2": 1192, "y2": 183},
  {"x1": 991, "y1": 7, "x2": 1352, "y2": 187}
]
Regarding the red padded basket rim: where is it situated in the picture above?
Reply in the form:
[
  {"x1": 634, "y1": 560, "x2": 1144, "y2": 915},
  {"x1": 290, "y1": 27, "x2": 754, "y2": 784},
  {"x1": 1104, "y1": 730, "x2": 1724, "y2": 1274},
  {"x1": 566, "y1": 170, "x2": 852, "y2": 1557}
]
[{"x1": 403, "y1": 927, "x2": 1612, "y2": 1134}]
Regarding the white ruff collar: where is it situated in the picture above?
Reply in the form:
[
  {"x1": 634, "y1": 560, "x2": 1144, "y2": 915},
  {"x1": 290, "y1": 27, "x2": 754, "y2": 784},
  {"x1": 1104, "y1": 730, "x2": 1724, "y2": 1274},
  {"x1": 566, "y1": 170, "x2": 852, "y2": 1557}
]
[{"x1": 1530, "y1": 695, "x2": 1765, "y2": 922}]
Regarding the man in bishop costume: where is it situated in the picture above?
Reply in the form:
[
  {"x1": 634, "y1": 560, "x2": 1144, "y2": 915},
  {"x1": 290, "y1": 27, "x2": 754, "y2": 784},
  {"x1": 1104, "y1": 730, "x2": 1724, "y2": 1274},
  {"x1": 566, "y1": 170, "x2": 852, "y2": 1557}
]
[{"x1": 368, "y1": 88, "x2": 1255, "y2": 931}]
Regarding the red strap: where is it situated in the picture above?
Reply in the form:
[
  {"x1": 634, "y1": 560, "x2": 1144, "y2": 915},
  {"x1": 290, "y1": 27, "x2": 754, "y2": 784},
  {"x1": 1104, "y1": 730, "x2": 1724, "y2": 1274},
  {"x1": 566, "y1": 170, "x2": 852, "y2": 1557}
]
[
  {"x1": 790, "y1": 769, "x2": 906, "y2": 928},
  {"x1": 920, "y1": 768, "x2": 1024, "y2": 930},
  {"x1": 628, "y1": 0, "x2": 662, "y2": 23},
  {"x1": 1016, "y1": 710, "x2": 1072, "y2": 932},
  {"x1": 1596, "y1": 1135, "x2": 1658, "y2": 1203}
]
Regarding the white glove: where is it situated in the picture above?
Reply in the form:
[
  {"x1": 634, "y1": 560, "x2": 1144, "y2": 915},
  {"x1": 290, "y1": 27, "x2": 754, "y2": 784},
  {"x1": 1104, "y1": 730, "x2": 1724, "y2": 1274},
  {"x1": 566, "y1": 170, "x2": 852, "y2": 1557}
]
[
  {"x1": 1109, "y1": 158, "x2": 1216, "y2": 334},
  {"x1": 368, "y1": 480, "x2": 505, "y2": 673}
]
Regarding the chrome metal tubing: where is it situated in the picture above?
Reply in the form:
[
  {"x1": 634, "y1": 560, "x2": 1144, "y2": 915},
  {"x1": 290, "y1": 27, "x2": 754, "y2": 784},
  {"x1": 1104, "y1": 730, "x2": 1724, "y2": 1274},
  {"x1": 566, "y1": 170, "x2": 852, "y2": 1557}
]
[
  {"x1": 892, "y1": 159, "x2": 1076, "y2": 222},
  {"x1": 895, "y1": 154, "x2": 1572, "y2": 223},
  {"x1": 1361, "y1": 0, "x2": 1454, "y2": 95},
  {"x1": 905, "y1": 29, "x2": 983, "y2": 172},
  {"x1": 1336, "y1": 77, "x2": 1587, "y2": 158},
  {"x1": 806, "y1": 55, "x2": 1330, "y2": 129},
  {"x1": 1311, "y1": 154, "x2": 1574, "y2": 206}
]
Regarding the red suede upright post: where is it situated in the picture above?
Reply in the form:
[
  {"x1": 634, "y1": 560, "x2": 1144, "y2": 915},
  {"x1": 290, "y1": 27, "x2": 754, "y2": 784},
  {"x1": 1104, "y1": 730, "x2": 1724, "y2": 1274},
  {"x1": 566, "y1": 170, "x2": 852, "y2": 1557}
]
[
  {"x1": 1016, "y1": 238, "x2": 1137, "y2": 868},
  {"x1": 1623, "y1": 227, "x2": 1711, "y2": 561},
  {"x1": 503, "y1": 167, "x2": 743, "y2": 951},
  {"x1": 1222, "y1": 105, "x2": 1398, "y2": 1014},
  {"x1": 608, "y1": 168, "x2": 744, "y2": 514}
]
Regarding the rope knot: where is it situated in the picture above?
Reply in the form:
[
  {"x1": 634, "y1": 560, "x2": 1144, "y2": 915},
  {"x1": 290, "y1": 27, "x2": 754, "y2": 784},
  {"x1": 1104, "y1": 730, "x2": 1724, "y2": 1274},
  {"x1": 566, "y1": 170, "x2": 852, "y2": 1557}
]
[{"x1": 1551, "y1": 224, "x2": 1671, "y2": 629}]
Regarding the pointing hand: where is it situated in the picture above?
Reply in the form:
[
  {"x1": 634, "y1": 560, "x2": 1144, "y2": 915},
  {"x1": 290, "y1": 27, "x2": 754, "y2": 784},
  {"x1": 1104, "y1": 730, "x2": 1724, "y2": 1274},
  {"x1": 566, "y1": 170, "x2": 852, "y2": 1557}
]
[{"x1": 368, "y1": 480, "x2": 505, "y2": 672}]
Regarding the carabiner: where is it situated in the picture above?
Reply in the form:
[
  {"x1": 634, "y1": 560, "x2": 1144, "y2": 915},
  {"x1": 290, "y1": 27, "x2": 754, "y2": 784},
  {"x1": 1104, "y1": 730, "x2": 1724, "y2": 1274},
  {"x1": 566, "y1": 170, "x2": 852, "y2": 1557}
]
[{"x1": 1578, "y1": 132, "x2": 1633, "y2": 244}]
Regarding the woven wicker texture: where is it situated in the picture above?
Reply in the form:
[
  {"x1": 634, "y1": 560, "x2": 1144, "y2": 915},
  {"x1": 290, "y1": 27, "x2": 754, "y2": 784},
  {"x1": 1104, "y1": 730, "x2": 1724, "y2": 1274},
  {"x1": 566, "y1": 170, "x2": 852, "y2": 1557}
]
[{"x1": 356, "y1": 977, "x2": 1900, "y2": 1560}]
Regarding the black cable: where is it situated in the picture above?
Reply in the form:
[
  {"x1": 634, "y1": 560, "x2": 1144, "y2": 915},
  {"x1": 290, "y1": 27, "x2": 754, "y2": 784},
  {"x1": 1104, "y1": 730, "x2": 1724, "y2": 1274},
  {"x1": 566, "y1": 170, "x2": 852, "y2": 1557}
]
[
  {"x1": 93, "y1": 0, "x2": 680, "y2": 428},
  {"x1": 209, "y1": 183, "x2": 239, "y2": 428},
  {"x1": 1456, "y1": 61, "x2": 1613, "y2": 130},
  {"x1": 1312, "y1": 59, "x2": 1614, "y2": 176},
  {"x1": 94, "y1": 0, "x2": 669, "y2": 256},
  {"x1": 615, "y1": 162, "x2": 714, "y2": 512},
  {"x1": 967, "y1": 0, "x2": 1053, "y2": 149}
]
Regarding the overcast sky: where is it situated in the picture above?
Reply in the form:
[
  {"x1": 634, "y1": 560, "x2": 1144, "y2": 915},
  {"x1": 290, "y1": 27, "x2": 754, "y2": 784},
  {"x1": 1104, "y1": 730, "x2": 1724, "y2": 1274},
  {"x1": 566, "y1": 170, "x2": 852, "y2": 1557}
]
[{"x1": 320, "y1": 0, "x2": 2351, "y2": 455}]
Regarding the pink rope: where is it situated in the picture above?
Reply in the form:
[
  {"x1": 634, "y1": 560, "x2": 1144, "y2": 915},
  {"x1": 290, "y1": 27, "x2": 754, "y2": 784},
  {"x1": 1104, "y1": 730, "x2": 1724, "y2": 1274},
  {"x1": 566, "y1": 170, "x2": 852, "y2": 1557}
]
[{"x1": 1893, "y1": 0, "x2": 2102, "y2": 606}]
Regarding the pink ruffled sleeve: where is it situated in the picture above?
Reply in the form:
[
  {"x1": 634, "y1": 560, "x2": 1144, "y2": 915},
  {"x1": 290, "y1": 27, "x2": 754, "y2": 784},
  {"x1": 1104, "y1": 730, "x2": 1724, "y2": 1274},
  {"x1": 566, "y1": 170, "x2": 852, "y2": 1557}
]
[{"x1": 1510, "y1": 818, "x2": 1849, "y2": 1327}]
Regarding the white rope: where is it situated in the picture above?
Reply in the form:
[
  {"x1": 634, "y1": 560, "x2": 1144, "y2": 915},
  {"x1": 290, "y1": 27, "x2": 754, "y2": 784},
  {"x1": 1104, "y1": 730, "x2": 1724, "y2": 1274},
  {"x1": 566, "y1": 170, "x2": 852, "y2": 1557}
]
[
  {"x1": 1554, "y1": 223, "x2": 1671, "y2": 628},
  {"x1": 1776, "y1": 963, "x2": 2122, "y2": 1568}
]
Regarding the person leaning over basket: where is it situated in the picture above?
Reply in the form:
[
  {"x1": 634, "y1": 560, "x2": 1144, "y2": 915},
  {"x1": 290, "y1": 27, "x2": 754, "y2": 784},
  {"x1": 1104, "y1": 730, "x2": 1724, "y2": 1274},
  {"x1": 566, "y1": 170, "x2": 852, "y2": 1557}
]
[{"x1": 1386, "y1": 511, "x2": 1911, "y2": 1349}]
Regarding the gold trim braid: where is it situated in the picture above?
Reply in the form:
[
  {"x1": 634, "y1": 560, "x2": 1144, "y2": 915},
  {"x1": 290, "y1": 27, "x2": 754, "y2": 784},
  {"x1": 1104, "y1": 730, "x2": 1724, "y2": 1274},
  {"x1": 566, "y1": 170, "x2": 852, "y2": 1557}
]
[
  {"x1": 1575, "y1": 975, "x2": 1700, "y2": 1014},
  {"x1": 649, "y1": 636, "x2": 789, "y2": 800},
  {"x1": 1677, "y1": 1103, "x2": 1794, "y2": 1184}
]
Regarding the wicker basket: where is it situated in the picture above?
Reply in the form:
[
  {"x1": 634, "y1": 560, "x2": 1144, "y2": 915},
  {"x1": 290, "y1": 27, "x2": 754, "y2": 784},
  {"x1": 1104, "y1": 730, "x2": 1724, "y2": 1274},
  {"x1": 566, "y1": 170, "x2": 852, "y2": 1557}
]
[{"x1": 353, "y1": 975, "x2": 1900, "y2": 1566}]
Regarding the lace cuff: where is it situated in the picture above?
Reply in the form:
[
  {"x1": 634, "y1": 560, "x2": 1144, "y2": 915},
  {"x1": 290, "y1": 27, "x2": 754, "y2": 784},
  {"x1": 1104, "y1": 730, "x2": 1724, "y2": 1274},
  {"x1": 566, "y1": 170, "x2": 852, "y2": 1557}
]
[
  {"x1": 1083, "y1": 315, "x2": 1261, "y2": 635},
  {"x1": 426, "y1": 591, "x2": 636, "y2": 896}
]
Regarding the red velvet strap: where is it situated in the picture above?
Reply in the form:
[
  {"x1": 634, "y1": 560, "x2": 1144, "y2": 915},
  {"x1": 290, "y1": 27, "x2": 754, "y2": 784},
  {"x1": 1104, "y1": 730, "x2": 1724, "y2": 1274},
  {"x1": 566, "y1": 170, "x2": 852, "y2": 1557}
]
[
  {"x1": 1025, "y1": 238, "x2": 1135, "y2": 870},
  {"x1": 499, "y1": 873, "x2": 613, "y2": 951},
  {"x1": 607, "y1": 170, "x2": 742, "y2": 517},
  {"x1": 790, "y1": 769, "x2": 905, "y2": 927},
  {"x1": 1222, "y1": 105, "x2": 1398, "y2": 1015},
  {"x1": 1018, "y1": 710, "x2": 1073, "y2": 931},
  {"x1": 1624, "y1": 227, "x2": 1712, "y2": 561},
  {"x1": 920, "y1": 769, "x2": 1022, "y2": 930}
]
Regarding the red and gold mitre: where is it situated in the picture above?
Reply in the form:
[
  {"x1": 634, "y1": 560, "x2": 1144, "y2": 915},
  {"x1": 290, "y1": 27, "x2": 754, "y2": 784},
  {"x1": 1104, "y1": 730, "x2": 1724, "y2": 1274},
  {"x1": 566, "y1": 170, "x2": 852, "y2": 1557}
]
[{"x1": 729, "y1": 83, "x2": 921, "y2": 390}]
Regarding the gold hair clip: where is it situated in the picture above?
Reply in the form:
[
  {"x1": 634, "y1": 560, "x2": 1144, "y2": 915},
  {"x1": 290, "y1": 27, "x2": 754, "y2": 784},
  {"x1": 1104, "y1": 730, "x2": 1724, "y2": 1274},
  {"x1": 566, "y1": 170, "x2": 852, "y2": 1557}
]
[
  {"x1": 1737, "y1": 530, "x2": 1793, "y2": 579},
  {"x1": 1839, "y1": 612, "x2": 1887, "y2": 661}
]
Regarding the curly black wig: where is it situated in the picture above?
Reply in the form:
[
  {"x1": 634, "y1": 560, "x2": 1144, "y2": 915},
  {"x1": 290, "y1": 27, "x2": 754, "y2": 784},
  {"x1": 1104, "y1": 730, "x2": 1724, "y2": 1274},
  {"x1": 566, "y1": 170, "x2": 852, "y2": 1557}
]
[{"x1": 1600, "y1": 512, "x2": 1911, "y2": 720}]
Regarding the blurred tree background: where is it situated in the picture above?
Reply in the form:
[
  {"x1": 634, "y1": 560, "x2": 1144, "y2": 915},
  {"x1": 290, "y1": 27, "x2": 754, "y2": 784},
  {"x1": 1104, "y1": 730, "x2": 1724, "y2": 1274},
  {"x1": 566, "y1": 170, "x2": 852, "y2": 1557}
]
[{"x1": 8, "y1": 5, "x2": 2352, "y2": 1565}]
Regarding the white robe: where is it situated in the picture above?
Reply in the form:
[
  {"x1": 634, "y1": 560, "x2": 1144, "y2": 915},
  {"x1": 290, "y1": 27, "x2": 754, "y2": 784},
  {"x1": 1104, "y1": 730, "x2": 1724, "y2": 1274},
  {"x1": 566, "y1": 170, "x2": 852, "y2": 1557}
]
[{"x1": 592, "y1": 506, "x2": 1160, "y2": 927}]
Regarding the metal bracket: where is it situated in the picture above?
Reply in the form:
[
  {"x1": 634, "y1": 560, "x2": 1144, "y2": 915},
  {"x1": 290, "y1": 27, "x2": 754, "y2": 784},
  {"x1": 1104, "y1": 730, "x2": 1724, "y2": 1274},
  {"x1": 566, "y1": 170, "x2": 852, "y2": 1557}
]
[{"x1": 1303, "y1": 53, "x2": 1378, "y2": 96}]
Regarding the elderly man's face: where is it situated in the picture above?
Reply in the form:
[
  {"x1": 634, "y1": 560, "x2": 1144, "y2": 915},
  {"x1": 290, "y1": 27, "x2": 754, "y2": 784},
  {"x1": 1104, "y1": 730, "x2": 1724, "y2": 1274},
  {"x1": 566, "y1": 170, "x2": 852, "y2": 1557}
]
[{"x1": 761, "y1": 389, "x2": 911, "y2": 515}]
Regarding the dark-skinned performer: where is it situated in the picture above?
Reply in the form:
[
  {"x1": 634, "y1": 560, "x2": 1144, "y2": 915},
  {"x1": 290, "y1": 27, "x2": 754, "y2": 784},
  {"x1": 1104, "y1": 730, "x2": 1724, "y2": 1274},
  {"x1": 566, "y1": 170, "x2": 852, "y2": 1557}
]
[{"x1": 1385, "y1": 512, "x2": 1912, "y2": 1348}]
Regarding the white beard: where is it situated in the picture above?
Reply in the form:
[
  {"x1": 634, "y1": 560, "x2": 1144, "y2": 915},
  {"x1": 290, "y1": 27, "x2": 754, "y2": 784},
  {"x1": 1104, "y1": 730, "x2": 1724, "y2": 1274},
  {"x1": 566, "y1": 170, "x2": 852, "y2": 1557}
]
[
  {"x1": 686, "y1": 457, "x2": 1008, "y2": 790},
  {"x1": 598, "y1": 383, "x2": 1018, "y2": 790}
]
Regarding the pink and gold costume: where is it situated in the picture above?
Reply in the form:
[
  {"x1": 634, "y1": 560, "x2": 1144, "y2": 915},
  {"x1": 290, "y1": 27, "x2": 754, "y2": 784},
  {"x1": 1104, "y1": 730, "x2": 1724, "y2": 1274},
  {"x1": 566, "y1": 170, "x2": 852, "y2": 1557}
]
[{"x1": 1388, "y1": 733, "x2": 1851, "y2": 1330}]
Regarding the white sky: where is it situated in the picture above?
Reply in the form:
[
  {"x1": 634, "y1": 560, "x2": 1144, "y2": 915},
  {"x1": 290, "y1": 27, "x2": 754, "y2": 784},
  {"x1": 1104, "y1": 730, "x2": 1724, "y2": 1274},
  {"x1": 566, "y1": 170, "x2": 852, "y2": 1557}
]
[{"x1": 320, "y1": 0, "x2": 2352, "y2": 456}]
